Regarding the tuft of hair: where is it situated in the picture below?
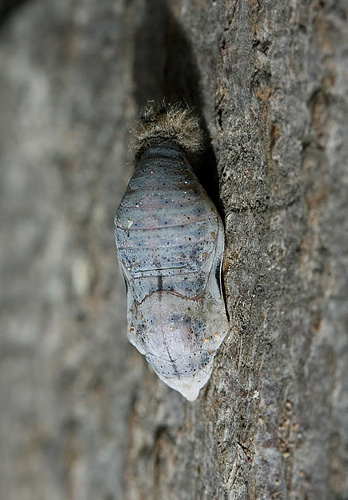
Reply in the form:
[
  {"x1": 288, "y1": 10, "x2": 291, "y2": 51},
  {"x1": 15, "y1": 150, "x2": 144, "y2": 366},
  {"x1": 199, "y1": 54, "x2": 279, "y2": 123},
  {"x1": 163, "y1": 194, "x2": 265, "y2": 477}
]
[{"x1": 132, "y1": 103, "x2": 204, "y2": 160}]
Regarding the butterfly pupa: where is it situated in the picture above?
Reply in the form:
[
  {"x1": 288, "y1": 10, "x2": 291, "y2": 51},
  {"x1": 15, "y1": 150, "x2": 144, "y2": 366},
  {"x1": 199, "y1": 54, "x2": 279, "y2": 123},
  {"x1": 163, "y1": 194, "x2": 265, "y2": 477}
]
[{"x1": 114, "y1": 105, "x2": 229, "y2": 401}]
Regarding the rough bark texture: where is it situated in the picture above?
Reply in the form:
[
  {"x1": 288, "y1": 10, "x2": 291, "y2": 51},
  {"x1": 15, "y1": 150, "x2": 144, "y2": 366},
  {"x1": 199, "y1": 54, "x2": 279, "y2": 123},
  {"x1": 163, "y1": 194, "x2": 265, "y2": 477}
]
[{"x1": 0, "y1": 1, "x2": 347, "y2": 499}]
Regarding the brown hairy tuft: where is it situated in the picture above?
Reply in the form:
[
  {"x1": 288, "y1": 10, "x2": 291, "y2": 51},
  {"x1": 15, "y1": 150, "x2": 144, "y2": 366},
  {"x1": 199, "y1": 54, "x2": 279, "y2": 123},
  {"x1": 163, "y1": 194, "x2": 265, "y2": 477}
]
[{"x1": 132, "y1": 103, "x2": 204, "y2": 160}]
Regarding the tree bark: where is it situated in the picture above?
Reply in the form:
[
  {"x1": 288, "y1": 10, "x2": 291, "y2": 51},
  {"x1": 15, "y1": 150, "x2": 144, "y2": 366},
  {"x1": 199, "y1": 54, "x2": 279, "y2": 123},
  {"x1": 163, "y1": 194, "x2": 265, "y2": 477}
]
[{"x1": 0, "y1": 1, "x2": 347, "y2": 499}]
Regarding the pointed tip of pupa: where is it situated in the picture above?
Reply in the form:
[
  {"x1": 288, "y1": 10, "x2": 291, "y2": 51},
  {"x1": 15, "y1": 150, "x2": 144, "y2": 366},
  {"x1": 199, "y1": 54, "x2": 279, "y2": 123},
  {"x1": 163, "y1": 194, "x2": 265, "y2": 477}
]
[{"x1": 155, "y1": 357, "x2": 214, "y2": 401}]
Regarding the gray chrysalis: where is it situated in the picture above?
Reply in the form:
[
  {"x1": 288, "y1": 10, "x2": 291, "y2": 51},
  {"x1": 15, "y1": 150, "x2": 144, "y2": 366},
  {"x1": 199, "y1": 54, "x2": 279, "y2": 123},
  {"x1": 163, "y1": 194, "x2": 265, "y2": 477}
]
[{"x1": 114, "y1": 104, "x2": 229, "y2": 400}]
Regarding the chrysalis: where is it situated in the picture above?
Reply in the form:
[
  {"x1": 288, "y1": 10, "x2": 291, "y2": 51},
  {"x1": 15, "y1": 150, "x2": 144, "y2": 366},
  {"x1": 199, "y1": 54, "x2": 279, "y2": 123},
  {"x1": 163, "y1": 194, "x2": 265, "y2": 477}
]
[{"x1": 114, "y1": 105, "x2": 229, "y2": 400}]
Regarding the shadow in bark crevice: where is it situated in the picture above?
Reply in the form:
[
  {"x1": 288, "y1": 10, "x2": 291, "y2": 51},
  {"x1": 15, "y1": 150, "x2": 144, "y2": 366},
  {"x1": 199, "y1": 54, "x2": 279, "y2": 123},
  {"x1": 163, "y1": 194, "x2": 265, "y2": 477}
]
[
  {"x1": 0, "y1": 0, "x2": 30, "y2": 28},
  {"x1": 133, "y1": 0, "x2": 221, "y2": 209}
]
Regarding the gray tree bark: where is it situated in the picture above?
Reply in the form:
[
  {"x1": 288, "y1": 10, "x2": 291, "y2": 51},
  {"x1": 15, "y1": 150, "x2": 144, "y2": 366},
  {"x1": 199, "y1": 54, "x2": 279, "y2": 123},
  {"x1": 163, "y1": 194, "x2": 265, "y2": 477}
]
[{"x1": 0, "y1": 1, "x2": 347, "y2": 499}]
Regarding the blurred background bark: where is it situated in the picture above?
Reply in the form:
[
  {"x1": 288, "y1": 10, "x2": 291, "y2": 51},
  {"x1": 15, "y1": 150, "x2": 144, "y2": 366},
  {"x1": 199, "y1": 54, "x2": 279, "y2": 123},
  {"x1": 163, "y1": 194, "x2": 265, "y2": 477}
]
[{"x1": 0, "y1": 0, "x2": 347, "y2": 499}]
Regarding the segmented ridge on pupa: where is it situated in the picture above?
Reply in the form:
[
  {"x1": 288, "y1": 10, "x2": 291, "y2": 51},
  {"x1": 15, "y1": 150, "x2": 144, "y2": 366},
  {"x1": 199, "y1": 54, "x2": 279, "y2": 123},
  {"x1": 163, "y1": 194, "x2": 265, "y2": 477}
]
[{"x1": 132, "y1": 103, "x2": 204, "y2": 161}]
